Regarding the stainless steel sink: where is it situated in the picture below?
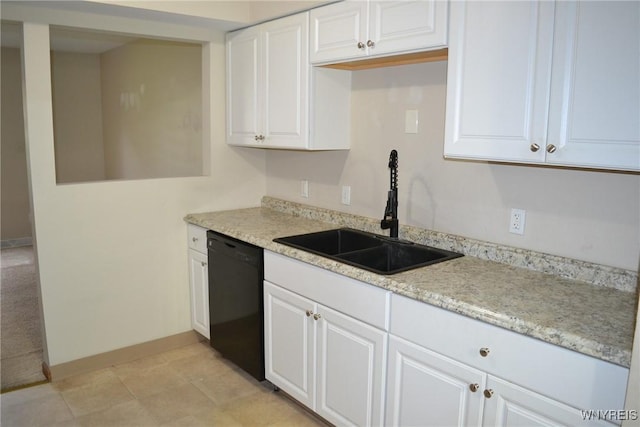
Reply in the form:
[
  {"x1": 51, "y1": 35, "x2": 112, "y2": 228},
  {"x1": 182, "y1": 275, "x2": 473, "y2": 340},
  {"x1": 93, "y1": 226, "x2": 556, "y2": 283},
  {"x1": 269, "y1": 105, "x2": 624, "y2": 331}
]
[{"x1": 273, "y1": 228, "x2": 462, "y2": 275}]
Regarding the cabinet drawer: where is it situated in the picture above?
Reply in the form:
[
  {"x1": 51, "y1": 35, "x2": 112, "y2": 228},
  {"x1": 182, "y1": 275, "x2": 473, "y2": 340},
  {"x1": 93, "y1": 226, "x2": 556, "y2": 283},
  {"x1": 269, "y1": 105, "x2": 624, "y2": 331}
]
[
  {"x1": 264, "y1": 251, "x2": 390, "y2": 330},
  {"x1": 390, "y1": 293, "x2": 629, "y2": 412},
  {"x1": 187, "y1": 224, "x2": 207, "y2": 253}
]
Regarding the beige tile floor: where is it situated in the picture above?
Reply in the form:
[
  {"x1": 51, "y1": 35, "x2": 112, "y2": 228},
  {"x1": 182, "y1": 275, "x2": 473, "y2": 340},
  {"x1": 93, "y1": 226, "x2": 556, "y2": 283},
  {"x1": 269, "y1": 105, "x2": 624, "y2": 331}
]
[{"x1": 0, "y1": 341, "x2": 329, "y2": 426}]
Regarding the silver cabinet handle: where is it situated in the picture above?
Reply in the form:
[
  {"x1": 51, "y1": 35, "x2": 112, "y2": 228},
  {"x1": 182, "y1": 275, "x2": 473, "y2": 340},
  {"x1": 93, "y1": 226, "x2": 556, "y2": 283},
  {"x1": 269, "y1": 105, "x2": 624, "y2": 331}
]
[
  {"x1": 479, "y1": 347, "x2": 490, "y2": 357},
  {"x1": 201, "y1": 262, "x2": 207, "y2": 267},
  {"x1": 357, "y1": 41, "x2": 365, "y2": 49},
  {"x1": 483, "y1": 389, "x2": 494, "y2": 398},
  {"x1": 546, "y1": 144, "x2": 557, "y2": 153},
  {"x1": 469, "y1": 383, "x2": 479, "y2": 393},
  {"x1": 530, "y1": 143, "x2": 540, "y2": 152},
  {"x1": 313, "y1": 313, "x2": 321, "y2": 320},
  {"x1": 305, "y1": 310, "x2": 313, "y2": 317},
  {"x1": 192, "y1": 237, "x2": 198, "y2": 242},
  {"x1": 366, "y1": 39, "x2": 375, "y2": 48}
]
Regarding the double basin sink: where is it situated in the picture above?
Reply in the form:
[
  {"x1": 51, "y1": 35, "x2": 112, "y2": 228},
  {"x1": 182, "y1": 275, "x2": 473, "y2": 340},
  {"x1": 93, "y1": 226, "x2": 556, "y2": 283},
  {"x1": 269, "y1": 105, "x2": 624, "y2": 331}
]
[{"x1": 274, "y1": 228, "x2": 462, "y2": 275}]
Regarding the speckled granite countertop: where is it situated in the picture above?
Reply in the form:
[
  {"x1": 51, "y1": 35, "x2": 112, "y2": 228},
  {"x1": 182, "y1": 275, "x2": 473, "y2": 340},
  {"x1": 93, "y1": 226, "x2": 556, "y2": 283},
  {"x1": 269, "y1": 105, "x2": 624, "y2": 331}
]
[{"x1": 185, "y1": 200, "x2": 637, "y2": 368}]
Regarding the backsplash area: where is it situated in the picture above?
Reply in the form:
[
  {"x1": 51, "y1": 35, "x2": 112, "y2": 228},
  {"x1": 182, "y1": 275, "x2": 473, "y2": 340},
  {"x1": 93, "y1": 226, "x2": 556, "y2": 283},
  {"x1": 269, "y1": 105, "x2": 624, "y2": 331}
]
[{"x1": 262, "y1": 196, "x2": 638, "y2": 293}]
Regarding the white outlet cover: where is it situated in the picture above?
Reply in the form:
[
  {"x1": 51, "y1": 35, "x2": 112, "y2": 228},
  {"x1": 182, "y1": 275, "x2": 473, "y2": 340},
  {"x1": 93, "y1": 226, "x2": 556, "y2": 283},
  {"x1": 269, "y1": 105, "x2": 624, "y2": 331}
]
[
  {"x1": 341, "y1": 185, "x2": 351, "y2": 205},
  {"x1": 509, "y1": 208, "x2": 526, "y2": 235}
]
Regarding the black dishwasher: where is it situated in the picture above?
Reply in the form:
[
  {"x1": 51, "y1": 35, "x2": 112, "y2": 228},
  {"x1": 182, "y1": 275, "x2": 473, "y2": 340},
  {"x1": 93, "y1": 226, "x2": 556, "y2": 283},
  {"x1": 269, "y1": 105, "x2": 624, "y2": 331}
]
[{"x1": 207, "y1": 230, "x2": 265, "y2": 381}]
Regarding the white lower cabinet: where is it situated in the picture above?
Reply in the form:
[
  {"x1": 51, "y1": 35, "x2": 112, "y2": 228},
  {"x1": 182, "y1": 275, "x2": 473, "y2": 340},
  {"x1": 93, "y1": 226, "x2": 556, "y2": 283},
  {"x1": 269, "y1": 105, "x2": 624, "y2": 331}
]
[
  {"x1": 481, "y1": 375, "x2": 605, "y2": 426},
  {"x1": 388, "y1": 293, "x2": 628, "y2": 427},
  {"x1": 315, "y1": 303, "x2": 386, "y2": 426},
  {"x1": 264, "y1": 251, "x2": 389, "y2": 426},
  {"x1": 264, "y1": 280, "x2": 387, "y2": 426},
  {"x1": 187, "y1": 224, "x2": 209, "y2": 339},
  {"x1": 264, "y1": 281, "x2": 315, "y2": 408},
  {"x1": 265, "y1": 252, "x2": 629, "y2": 426},
  {"x1": 387, "y1": 335, "x2": 615, "y2": 426},
  {"x1": 386, "y1": 335, "x2": 485, "y2": 426}
]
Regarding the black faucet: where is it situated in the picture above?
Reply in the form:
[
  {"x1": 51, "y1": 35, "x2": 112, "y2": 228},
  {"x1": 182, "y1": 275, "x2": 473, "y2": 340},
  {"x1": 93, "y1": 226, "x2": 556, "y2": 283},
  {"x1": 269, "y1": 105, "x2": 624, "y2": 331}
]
[{"x1": 381, "y1": 150, "x2": 399, "y2": 238}]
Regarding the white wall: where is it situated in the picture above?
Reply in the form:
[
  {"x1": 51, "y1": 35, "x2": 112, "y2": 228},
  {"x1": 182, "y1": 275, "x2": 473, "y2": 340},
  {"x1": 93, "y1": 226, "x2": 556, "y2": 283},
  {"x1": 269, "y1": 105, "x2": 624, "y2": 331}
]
[
  {"x1": 100, "y1": 39, "x2": 203, "y2": 180},
  {"x1": 51, "y1": 51, "x2": 106, "y2": 183},
  {"x1": 11, "y1": 0, "x2": 639, "y2": 369},
  {"x1": 19, "y1": 13, "x2": 266, "y2": 366},
  {"x1": 266, "y1": 62, "x2": 640, "y2": 271},
  {"x1": 0, "y1": 47, "x2": 32, "y2": 242}
]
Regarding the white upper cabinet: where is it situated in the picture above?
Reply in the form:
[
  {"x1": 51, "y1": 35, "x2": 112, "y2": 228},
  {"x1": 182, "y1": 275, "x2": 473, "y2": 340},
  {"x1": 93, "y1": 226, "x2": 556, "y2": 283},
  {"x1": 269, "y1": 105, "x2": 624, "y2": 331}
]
[
  {"x1": 227, "y1": 13, "x2": 307, "y2": 148},
  {"x1": 227, "y1": 12, "x2": 351, "y2": 150},
  {"x1": 444, "y1": 1, "x2": 555, "y2": 163},
  {"x1": 310, "y1": 0, "x2": 448, "y2": 64},
  {"x1": 227, "y1": 26, "x2": 261, "y2": 146},
  {"x1": 444, "y1": 0, "x2": 640, "y2": 171},
  {"x1": 546, "y1": 1, "x2": 640, "y2": 170}
]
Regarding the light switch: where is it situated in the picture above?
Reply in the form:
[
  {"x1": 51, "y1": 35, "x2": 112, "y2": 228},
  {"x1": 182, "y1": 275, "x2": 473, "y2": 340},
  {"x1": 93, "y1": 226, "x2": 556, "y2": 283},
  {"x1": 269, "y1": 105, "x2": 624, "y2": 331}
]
[{"x1": 405, "y1": 110, "x2": 418, "y2": 134}]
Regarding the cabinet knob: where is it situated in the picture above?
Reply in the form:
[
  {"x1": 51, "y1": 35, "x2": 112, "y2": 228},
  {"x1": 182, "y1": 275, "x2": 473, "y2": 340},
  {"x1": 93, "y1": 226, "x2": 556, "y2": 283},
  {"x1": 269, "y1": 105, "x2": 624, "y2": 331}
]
[
  {"x1": 546, "y1": 144, "x2": 557, "y2": 153},
  {"x1": 357, "y1": 41, "x2": 365, "y2": 49},
  {"x1": 469, "y1": 383, "x2": 479, "y2": 393},
  {"x1": 313, "y1": 313, "x2": 322, "y2": 320},
  {"x1": 366, "y1": 39, "x2": 375, "y2": 48},
  {"x1": 254, "y1": 135, "x2": 259, "y2": 141},
  {"x1": 201, "y1": 261, "x2": 207, "y2": 267},
  {"x1": 305, "y1": 310, "x2": 313, "y2": 317},
  {"x1": 479, "y1": 347, "x2": 490, "y2": 357},
  {"x1": 530, "y1": 143, "x2": 540, "y2": 152},
  {"x1": 483, "y1": 389, "x2": 494, "y2": 398}
]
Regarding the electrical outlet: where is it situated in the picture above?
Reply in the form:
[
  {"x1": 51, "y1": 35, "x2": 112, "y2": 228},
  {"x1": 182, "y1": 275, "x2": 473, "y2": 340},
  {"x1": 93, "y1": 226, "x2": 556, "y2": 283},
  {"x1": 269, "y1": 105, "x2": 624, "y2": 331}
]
[
  {"x1": 301, "y1": 180, "x2": 309, "y2": 198},
  {"x1": 341, "y1": 185, "x2": 351, "y2": 205},
  {"x1": 509, "y1": 208, "x2": 526, "y2": 235}
]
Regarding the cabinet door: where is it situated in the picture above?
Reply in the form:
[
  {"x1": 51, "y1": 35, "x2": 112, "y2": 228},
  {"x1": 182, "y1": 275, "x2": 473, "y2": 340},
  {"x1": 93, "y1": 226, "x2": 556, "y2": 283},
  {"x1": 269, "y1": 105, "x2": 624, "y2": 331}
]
[
  {"x1": 226, "y1": 26, "x2": 261, "y2": 146},
  {"x1": 482, "y1": 376, "x2": 615, "y2": 426},
  {"x1": 310, "y1": 1, "x2": 368, "y2": 64},
  {"x1": 444, "y1": 1, "x2": 555, "y2": 163},
  {"x1": 386, "y1": 336, "x2": 485, "y2": 427},
  {"x1": 369, "y1": 0, "x2": 447, "y2": 56},
  {"x1": 264, "y1": 281, "x2": 315, "y2": 409},
  {"x1": 546, "y1": 1, "x2": 640, "y2": 171},
  {"x1": 262, "y1": 13, "x2": 309, "y2": 149},
  {"x1": 315, "y1": 304, "x2": 386, "y2": 427},
  {"x1": 188, "y1": 249, "x2": 209, "y2": 339}
]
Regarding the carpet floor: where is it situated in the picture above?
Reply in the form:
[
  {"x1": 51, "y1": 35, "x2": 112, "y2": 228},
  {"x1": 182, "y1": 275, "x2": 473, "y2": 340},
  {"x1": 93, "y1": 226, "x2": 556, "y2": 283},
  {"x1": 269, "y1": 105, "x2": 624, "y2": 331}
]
[{"x1": 1, "y1": 246, "x2": 47, "y2": 391}]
